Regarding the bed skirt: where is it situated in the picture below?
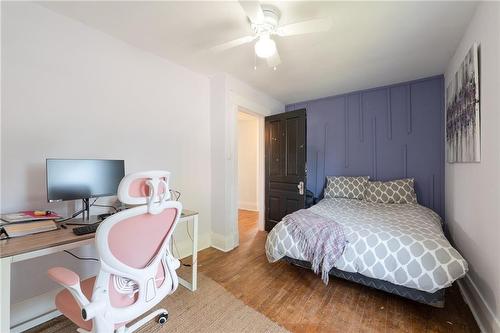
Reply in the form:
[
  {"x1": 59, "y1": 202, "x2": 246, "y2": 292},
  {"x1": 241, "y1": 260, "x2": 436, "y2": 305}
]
[{"x1": 283, "y1": 256, "x2": 445, "y2": 308}]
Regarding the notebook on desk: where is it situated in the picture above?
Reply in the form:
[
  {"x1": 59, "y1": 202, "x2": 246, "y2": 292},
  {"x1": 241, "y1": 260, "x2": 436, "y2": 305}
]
[
  {"x1": 1, "y1": 211, "x2": 61, "y2": 224},
  {"x1": 1, "y1": 220, "x2": 58, "y2": 238}
]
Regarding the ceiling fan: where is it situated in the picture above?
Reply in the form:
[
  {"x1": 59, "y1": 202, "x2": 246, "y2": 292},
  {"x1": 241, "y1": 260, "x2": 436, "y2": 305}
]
[{"x1": 210, "y1": 1, "x2": 332, "y2": 69}]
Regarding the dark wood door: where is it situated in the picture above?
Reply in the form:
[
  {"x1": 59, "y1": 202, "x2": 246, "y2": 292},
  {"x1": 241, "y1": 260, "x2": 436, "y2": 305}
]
[{"x1": 265, "y1": 109, "x2": 306, "y2": 232}]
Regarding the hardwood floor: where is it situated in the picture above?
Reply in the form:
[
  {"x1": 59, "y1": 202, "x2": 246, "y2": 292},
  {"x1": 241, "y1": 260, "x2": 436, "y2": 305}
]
[{"x1": 187, "y1": 210, "x2": 479, "y2": 333}]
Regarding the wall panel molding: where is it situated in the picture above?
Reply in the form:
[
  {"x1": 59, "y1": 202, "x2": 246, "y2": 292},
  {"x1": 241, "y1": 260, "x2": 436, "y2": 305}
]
[
  {"x1": 314, "y1": 151, "x2": 319, "y2": 195},
  {"x1": 372, "y1": 117, "x2": 378, "y2": 179},
  {"x1": 406, "y1": 84, "x2": 413, "y2": 134},
  {"x1": 359, "y1": 94, "x2": 364, "y2": 142},
  {"x1": 344, "y1": 97, "x2": 349, "y2": 168},
  {"x1": 430, "y1": 174, "x2": 436, "y2": 210},
  {"x1": 403, "y1": 144, "x2": 408, "y2": 178},
  {"x1": 322, "y1": 123, "x2": 328, "y2": 191},
  {"x1": 387, "y1": 89, "x2": 393, "y2": 140},
  {"x1": 287, "y1": 75, "x2": 445, "y2": 216}
]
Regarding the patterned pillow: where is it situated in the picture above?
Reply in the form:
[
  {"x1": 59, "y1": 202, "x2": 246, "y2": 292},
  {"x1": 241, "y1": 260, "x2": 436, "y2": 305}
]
[
  {"x1": 365, "y1": 178, "x2": 417, "y2": 204},
  {"x1": 324, "y1": 176, "x2": 370, "y2": 200}
]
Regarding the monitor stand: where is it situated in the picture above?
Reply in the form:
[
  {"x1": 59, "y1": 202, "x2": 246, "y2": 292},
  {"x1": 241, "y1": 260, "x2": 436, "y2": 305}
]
[
  {"x1": 65, "y1": 198, "x2": 100, "y2": 225},
  {"x1": 65, "y1": 216, "x2": 101, "y2": 225}
]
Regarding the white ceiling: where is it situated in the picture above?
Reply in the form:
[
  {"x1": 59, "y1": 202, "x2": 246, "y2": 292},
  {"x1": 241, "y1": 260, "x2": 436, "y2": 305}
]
[{"x1": 40, "y1": 1, "x2": 478, "y2": 104}]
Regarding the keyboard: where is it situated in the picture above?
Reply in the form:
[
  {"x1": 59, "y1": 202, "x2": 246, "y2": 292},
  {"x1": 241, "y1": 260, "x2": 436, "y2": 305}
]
[
  {"x1": 73, "y1": 223, "x2": 100, "y2": 236},
  {"x1": 98, "y1": 213, "x2": 113, "y2": 220}
]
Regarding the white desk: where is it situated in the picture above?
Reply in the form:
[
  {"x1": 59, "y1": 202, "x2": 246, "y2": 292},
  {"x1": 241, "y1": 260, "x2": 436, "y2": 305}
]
[
  {"x1": 173, "y1": 210, "x2": 198, "y2": 292},
  {"x1": 0, "y1": 210, "x2": 199, "y2": 332}
]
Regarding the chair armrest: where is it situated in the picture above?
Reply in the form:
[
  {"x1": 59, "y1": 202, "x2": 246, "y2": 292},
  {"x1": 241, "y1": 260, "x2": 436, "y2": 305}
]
[
  {"x1": 48, "y1": 267, "x2": 80, "y2": 287},
  {"x1": 48, "y1": 267, "x2": 90, "y2": 307}
]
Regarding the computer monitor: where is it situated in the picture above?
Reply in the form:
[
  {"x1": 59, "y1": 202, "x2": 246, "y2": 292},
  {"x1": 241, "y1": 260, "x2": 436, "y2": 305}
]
[{"x1": 46, "y1": 159, "x2": 125, "y2": 221}]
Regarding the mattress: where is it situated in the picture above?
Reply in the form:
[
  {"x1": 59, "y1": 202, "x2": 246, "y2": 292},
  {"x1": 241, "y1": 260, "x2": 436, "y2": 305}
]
[{"x1": 265, "y1": 198, "x2": 468, "y2": 293}]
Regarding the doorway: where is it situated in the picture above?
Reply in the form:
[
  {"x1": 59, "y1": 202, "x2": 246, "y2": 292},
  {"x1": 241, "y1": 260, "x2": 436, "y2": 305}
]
[{"x1": 237, "y1": 108, "x2": 261, "y2": 236}]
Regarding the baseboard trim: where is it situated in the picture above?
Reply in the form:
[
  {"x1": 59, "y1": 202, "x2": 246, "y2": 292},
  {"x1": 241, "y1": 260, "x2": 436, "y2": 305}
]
[
  {"x1": 211, "y1": 232, "x2": 237, "y2": 252},
  {"x1": 457, "y1": 274, "x2": 500, "y2": 333},
  {"x1": 172, "y1": 232, "x2": 211, "y2": 259},
  {"x1": 238, "y1": 202, "x2": 258, "y2": 211},
  {"x1": 11, "y1": 288, "x2": 62, "y2": 331},
  {"x1": 12, "y1": 309, "x2": 61, "y2": 333}
]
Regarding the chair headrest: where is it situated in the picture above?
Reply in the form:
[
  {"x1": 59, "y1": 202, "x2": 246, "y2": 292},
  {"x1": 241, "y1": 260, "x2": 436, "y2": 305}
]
[{"x1": 117, "y1": 171, "x2": 171, "y2": 208}]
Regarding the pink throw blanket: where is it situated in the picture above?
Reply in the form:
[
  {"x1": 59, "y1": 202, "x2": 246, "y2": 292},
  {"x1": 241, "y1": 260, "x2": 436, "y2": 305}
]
[{"x1": 283, "y1": 209, "x2": 347, "y2": 284}]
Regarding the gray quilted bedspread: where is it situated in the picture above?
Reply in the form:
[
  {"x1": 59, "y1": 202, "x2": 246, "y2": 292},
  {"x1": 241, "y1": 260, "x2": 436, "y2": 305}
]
[{"x1": 265, "y1": 198, "x2": 468, "y2": 293}]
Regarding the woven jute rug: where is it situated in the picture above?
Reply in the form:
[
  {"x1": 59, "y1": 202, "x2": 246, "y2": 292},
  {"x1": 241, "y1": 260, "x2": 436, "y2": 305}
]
[{"x1": 27, "y1": 273, "x2": 289, "y2": 333}]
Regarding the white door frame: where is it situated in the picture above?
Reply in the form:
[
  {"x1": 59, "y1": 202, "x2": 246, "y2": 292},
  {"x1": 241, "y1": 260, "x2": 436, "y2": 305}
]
[
  {"x1": 229, "y1": 92, "x2": 267, "y2": 245},
  {"x1": 236, "y1": 109, "x2": 263, "y2": 211}
]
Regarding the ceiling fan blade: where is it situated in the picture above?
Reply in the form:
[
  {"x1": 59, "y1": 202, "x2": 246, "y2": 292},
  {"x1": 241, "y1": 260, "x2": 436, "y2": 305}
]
[
  {"x1": 277, "y1": 18, "x2": 332, "y2": 37},
  {"x1": 239, "y1": 1, "x2": 264, "y2": 24},
  {"x1": 209, "y1": 35, "x2": 256, "y2": 53},
  {"x1": 267, "y1": 50, "x2": 281, "y2": 68}
]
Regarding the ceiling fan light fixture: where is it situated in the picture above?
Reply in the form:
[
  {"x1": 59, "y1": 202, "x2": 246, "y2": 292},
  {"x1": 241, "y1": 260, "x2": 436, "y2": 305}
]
[{"x1": 254, "y1": 35, "x2": 276, "y2": 58}]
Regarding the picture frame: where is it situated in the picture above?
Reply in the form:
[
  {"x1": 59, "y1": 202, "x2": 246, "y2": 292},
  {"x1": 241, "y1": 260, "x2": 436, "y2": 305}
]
[{"x1": 445, "y1": 43, "x2": 481, "y2": 163}]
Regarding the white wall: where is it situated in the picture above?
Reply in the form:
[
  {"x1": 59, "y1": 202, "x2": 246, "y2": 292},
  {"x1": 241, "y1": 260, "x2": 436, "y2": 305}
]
[
  {"x1": 227, "y1": 75, "x2": 284, "y2": 115},
  {"x1": 237, "y1": 111, "x2": 259, "y2": 211},
  {"x1": 1, "y1": 2, "x2": 212, "y2": 325},
  {"x1": 444, "y1": 2, "x2": 500, "y2": 332},
  {"x1": 208, "y1": 73, "x2": 230, "y2": 249},
  {"x1": 209, "y1": 73, "x2": 284, "y2": 251}
]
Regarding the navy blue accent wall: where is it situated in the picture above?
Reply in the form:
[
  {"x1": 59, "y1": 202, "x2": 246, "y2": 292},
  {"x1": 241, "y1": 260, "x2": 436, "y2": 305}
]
[{"x1": 286, "y1": 76, "x2": 445, "y2": 217}]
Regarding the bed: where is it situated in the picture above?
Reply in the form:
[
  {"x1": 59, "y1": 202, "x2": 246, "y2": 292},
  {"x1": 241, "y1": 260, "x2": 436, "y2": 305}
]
[{"x1": 265, "y1": 198, "x2": 468, "y2": 307}]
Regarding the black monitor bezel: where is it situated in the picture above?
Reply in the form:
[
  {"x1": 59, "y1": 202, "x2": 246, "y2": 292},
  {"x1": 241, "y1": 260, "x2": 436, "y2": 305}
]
[{"x1": 46, "y1": 158, "x2": 125, "y2": 202}]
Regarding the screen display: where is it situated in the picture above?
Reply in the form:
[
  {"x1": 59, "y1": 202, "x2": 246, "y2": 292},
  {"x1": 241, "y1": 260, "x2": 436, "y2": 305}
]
[{"x1": 46, "y1": 159, "x2": 125, "y2": 202}]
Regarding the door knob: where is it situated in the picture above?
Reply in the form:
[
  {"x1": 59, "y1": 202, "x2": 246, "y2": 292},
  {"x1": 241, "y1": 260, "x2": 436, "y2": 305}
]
[{"x1": 297, "y1": 181, "x2": 304, "y2": 195}]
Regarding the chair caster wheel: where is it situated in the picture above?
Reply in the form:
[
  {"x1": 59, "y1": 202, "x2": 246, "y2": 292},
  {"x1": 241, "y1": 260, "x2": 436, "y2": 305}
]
[{"x1": 158, "y1": 312, "x2": 168, "y2": 325}]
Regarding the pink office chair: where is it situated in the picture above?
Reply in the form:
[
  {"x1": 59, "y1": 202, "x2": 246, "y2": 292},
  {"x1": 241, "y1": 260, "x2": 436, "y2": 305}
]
[{"x1": 48, "y1": 171, "x2": 182, "y2": 333}]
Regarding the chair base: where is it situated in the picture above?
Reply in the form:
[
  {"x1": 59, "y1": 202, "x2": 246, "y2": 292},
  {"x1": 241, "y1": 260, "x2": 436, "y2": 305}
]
[
  {"x1": 124, "y1": 308, "x2": 168, "y2": 333},
  {"x1": 75, "y1": 308, "x2": 168, "y2": 333}
]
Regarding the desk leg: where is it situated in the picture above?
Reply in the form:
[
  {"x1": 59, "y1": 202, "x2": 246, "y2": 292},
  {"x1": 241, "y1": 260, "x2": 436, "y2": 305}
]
[
  {"x1": 1, "y1": 256, "x2": 12, "y2": 332},
  {"x1": 192, "y1": 215, "x2": 198, "y2": 291}
]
